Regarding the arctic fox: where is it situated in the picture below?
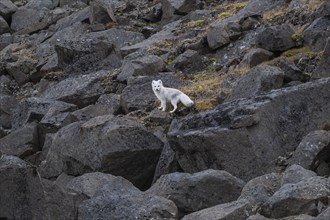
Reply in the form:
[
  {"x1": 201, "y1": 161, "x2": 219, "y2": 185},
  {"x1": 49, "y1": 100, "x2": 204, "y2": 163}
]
[{"x1": 152, "y1": 79, "x2": 194, "y2": 113}]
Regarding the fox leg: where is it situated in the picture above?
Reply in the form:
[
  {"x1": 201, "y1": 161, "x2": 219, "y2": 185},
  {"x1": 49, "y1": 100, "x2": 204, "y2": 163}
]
[
  {"x1": 160, "y1": 98, "x2": 166, "y2": 111},
  {"x1": 170, "y1": 98, "x2": 179, "y2": 113}
]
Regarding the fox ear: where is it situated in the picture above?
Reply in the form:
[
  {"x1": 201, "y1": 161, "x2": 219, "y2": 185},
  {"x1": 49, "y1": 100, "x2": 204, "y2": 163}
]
[
  {"x1": 152, "y1": 80, "x2": 155, "y2": 84},
  {"x1": 158, "y1": 80, "x2": 162, "y2": 84}
]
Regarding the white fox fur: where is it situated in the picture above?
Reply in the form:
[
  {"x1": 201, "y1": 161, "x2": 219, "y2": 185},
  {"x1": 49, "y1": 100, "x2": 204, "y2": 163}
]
[{"x1": 152, "y1": 79, "x2": 194, "y2": 113}]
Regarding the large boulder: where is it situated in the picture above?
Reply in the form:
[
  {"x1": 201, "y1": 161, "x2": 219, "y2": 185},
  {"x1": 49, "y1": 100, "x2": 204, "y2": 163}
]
[
  {"x1": 239, "y1": 173, "x2": 282, "y2": 205},
  {"x1": 256, "y1": 24, "x2": 296, "y2": 52},
  {"x1": 207, "y1": 18, "x2": 242, "y2": 50},
  {"x1": 226, "y1": 65, "x2": 284, "y2": 101},
  {"x1": 71, "y1": 94, "x2": 121, "y2": 121},
  {"x1": 0, "y1": 155, "x2": 83, "y2": 220},
  {"x1": 11, "y1": 7, "x2": 50, "y2": 32},
  {"x1": 168, "y1": 77, "x2": 330, "y2": 182},
  {"x1": 55, "y1": 28, "x2": 145, "y2": 74},
  {"x1": 0, "y1": 122, "x2": 39, "y2": 158},
  {"x1": 281, "y1": 164, "x2": 317, "y2": 185},
  {"x1": 288, "y1": 130, "x2": 330, "y2": 175},
  {"x1": 40, "y1": 70, "x2": 107, "y2": 108},
  {"x1": 147, "y1": 169, "x2": 245, "y2": 216},
  {"x1": 303, "y1": 17, "x2": 330, "y2": 51},
  {"x1": 240, "y1": 48, "x2": 274, "y2": 68},
  {"x1": 39, "y1": 115, "x2": 164, "y2": 190},
  {"x1": 170, "y1": 49, "x2": 205, "y2": 74},
  {"x1": 77, "y1": 174, "x2": 178, "y2": 220},
  {"x1": 0, "y1": 0, "x2": 18, "y2": 22},
  {"x1": 117, "y1": 54, "x2": 165, "y2": 82},
  {"x1": 11, "y1": 97, "x2": 77, "y2": 129},
  {"x1": 261, "y1": 176, "x2": 330, "y2": 218}
]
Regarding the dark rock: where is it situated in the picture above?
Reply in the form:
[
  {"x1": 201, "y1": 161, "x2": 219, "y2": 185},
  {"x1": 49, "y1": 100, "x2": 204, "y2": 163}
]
[
  {"x1": 241, "y1": 48, "x2": 274, "y2": 68},
  {"x1": 182, "y1": 199, "x2": 255, "y2": 220},
  {"x1": 312, "y1": 37, "x2": 330, "y2": 79},
  {"x1": 117, "y1": 54, "x2": 165, "y2": 82},
  {"x1": 0, "y1": 44, "x2": 38, "y2": 86},
  {"x1": 142, "y1": 4, "x2": 162, "y2": 22},
  {"x1": 11, "y1": 97, "x2": 77, "y2": 129},
  {"x1": 72, "y1": 94, "x2": 121, "y2": 120},
  {"x1": 215, "y1": 26, "x2": 260, "y2": 66},
  {"x1": 0, "y1": 16, "x2": 10, "y2": 34},
  {"x1": 288, "y1": 130, "x2": 330, "y2": 175},
  {"x1": 274, "y1": 57, "x2": 308, "y2": 82},
  {"x1": 147, "y1": 169, "x2": 245, "y2": 216},
  {"x1": 303, "y1": 17, "x2": 330, "y2": 51},
  {"x1": 11, "y1": 7, "x2": 50, "y2": 32},
  {"x1": 0, "y1": 122, "x2": 39, "y2": 158},
  {"x1": 120, "y1": 20, "x2": 180, "y2": 57},
  {"x1": 261, "y1": 176, "x2": 330, "y2": 218},
  {"x1": 256, "y1": 24, "x2": 296, "y2": 52},
  {"x1": 281, "y1": 164, "x2": 317, "y2": 185},
  {"x1": 0, "y1": 0, "x2": 18, "y2": 22},
  {"x1": 207, "y1": 18, "x2": 242, "y2": 50},
  {"x1": 55, "y1": 28, "x2": 144, "y2": 74},
  {"x1": 40, "y1": 70, "x2": 107, "y2": 108},
  {"x1": 168, "y1": 78, "x2": 330, "y2": 182},
  {"x1": 77, "y1": 174, "x2": 178, "y2": 220},
  {"x1": 161, "y1": 0, "x2": 201, "y2": 25},
  {"x1": 39, "y1": 115, "x2": 164, "y2": 190},
  {"x1": 241, "y1": 16, "x2": 260, "y2": 31},
  {"x1": 144, "y1": 109, "x2": 172, "y2": 126},
  {"x1": 0, "y1": 155, "x2": 37, "y2": 220},
  {"x1": 239, "y1": 173, "x2": 282, "y2": 205},
  {"x1": 66, "y1": 172, "x2": 119, "y2": 198},
  {"x1": 0, "y1": 94, "x2": 18, "y2": 129},
  {"x1": 90, "y1": 0, "x2": 117, "y2": 24},
  {"x1": 227, "y1": 65, "x2": 284, "y2": 101},
  {"x1": 120, "y1": 73, "x2": 187, "y2": 113},
  {"x1": 0, "y1": 155, "x2": 85, "y2": 220},
  {"x1": 151, "y1": 129, "x2": 178, "y2": 183},
  {"x1": 171, "y1": 49, "x2": 204, "y2": 74},
  {"x1": 38, "y1": 110, "x2": 78, "y2": 146},
  {"x1": 53, "y1": 6, "x2": 89, "y2": 32}
]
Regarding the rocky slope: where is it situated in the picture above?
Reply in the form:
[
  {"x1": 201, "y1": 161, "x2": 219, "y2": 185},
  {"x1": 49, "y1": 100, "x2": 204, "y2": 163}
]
[{"x1": 0, "y1": 0, "x2": 330, "y2": 219}]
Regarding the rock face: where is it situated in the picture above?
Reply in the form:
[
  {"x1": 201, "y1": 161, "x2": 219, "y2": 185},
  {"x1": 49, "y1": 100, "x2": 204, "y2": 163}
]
[
  {"x1": 39, "y1": 115, "x2": 164, "y2": 190},
  {"x1": 227, "y1": 65, "x2": 284, "y2": 101},
  {"x1": 147, "y1": 169, "x2": 245, "y2": 216},
  {"x1": 256, "y1": 24, "x2": 296, "y2": 52},
  {"x1": 303, "y1": 17, "x2": 330, "y2": 51},
  {"x1": 288, "y1": 130, "x2": 330, "y2": 175},
  {"x1": 168, "y1": 78, "x2": 330, "y2": 182},
  {"x1": 261, "y1": 176, "x2": 330, "y2": 218},
  {"x1": 77, "y1": 173, "x2": 178, "y2": 220}
]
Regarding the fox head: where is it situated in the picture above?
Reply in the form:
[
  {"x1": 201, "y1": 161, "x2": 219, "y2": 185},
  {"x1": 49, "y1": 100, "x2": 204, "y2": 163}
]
[{"x1": 152, "y1": 80, "x2": 163, "y2": 92}]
